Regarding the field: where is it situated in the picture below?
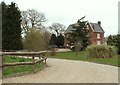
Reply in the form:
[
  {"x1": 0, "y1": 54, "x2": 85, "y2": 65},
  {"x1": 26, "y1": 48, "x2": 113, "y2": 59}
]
[
  {"x1": 47, "y1": 51, "x2": 119, "y2": 67},
  {"x1": 2, "y1": 56, "x2": 46, "y2": 76}
]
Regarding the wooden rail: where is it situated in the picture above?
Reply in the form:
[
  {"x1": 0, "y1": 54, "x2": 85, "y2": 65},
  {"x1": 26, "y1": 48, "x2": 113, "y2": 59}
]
[{"x1": 1, "y1": 51, "x2": 47, "y2": 73}]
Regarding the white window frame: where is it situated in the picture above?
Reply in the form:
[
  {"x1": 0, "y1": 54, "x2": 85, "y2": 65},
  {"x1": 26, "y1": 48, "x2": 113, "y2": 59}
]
[
  {"x1": 86, "y1": 25, "x2": 89, "y2": 30},
  {"x1": 97, "y1": 40, "x2": 101, "y2": 45},
  {"x1": 97, "y1": 33, "x2": 100, "y2": 39}
]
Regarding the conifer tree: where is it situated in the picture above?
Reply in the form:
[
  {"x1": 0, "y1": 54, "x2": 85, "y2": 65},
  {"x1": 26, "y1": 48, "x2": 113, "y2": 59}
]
[
  {"x1": 2, "y1": 2, "x2": 22, "y2": 50},
  {"x1": 70, "y1": 17, "x2": 90, "y2": 52},
  {"x1": 56, "y1": 34, "x2": 64, "y2": 48}
]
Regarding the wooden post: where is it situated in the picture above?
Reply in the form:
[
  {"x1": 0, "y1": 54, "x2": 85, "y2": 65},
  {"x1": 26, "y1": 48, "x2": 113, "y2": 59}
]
[
  {"x1": 44, "y1": 53, "x2": 46, "y2": 64},
  {"x1": 45, "y1": 59, "x2": 46, "y2": 64},
  {"x1": 32, "y1": 55, "x2": 35, "y2": 73},
  {"x1": 39, "y1": 54, "x2": 41, "y2": 64}
]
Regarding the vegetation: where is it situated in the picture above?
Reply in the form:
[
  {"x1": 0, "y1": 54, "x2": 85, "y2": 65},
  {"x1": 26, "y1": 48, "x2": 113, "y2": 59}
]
[
  {"x1": 86, "y1": 45, "x2": 117, "y2": 58},
  {"x1": 69, "y1": 16, "x2": 90, "y2": 52},
  {"x1": 23, "y1": 28, "x2": 49, "y2": 51},
  {"x1": 107, "y1": 34, "x2": 120, "y2": 54},
  {"x1": 47, "y1": 51, "x2": 119, "y2": 67},
  {"x1": 49, "y1": 34, "x2": 57, "y2": 46},
  {"x1": 1, "y1": 1, "x2": 67, "y2": 52},
  {"x1": 3, "y1": 56, "x2": 46, "y2": 75},
  {"x1": 2, "y1": 2, "x2": 23, "y2": 50},
  {"x1": 21, "y1": 9, "x2": 46, "y2": 34},
  {"x1": 107, "y1": 35, "x2": 117, "y2": 46},
  {"x1": 49, "y1": 23, "x2": 66, "y2": 36},
  {"x1": 49, "y1": 33, "x2": 64, "y2": 48},
  {"x1": 49, "y1": 23, "x2": 65, "y2": 48},
  {"x1": 56, "y1": 34, "x2": 64, "y2": 48},
  {"x1": 3, "y1": 56, "x2": 32, "y2": 63}
]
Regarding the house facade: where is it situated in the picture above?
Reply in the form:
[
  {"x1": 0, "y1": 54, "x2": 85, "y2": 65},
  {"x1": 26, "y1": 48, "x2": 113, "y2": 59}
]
[{"x1": 64, "y1": 21, "x2": 105, "y2": 48}]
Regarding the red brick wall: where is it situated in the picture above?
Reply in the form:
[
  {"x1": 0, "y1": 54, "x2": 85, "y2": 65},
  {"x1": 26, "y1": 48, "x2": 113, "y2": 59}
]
[
  {"x1": 64, "y1": 27, "x2": 104, "y2": 47},
  {"x1": 100, "y1": 33, "x2": 104, "y2": 44},
  {"x1": 89, "y1": 31, "x2": 104, "y2": 45},
  {"x1": 89, "y1": 31, "x2": 97, "y2": 45},
  {"x1": 88, "y1": 24, "x2": 104, "y2": 45}
]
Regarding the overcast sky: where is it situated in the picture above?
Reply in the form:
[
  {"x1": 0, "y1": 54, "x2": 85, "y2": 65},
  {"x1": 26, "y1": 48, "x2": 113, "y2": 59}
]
[{"x1": 1, "y1": 0, "x2": 120, "y2": 37}]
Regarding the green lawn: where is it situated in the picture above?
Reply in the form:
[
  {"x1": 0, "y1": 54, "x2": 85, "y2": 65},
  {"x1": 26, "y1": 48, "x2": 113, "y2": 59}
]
[
  {"x1": 3, "y1": 56, "x2": 46, "y2": 75},
  {"x1": 47, "y1": 51, "x2": 119, "y2": 67}
]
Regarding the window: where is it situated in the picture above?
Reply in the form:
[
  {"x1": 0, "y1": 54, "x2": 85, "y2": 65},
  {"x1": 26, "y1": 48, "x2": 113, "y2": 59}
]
[
  {"x1": 97, "y1": 33, "x2": 100, "y2": 39},
  {"x1": 97, "y1": 40, "x2": 100, "y2": 45},
  {"x1": 86, "y1": 25, "x2": 89, "y2": 30}
]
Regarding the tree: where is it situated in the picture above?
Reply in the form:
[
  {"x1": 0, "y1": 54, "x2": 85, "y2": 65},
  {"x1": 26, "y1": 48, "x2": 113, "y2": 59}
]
[
  {"x1": 23, "y1": 28, "x2": 49, "y2": 51},
  {"x1": 56, "y1": 34, "x2": 64, "y2": 48},
  {"x1": 49, "y1": 23, "x2": 66, "y2": 36},
  {"x1": 21, "y1": 11, "x2": 29, "y2": 34},
  {"x1": 117, "y1": 34, "x2": 120, "y2": 54},
  {"x1": 2, "y1": 2, "x2": 22, "y2": 51},
  {"x1": 107, "y1": 34, "x2": 120, "y2": 54},
  {"x1": 107, "y1": 35, "x2": 117, "y2": 46},
  {"x1": 43, "y1": 31, "x2": 51, "y2": 50},
  {"x1": 0, "y1": 3, "x2": 2, "y2": 50},
  {"x1": 49, "y1": 34, "x2": 57, "y2": 46},
  {"x1": 21, "y1": 9, "x2": 46, "y2": 34},
  {"x1": 49, "y1": 34, "x2": 57, "y2": 56},
  {"x1": 69, "y1": 17, "x2": 90, "y2": 53}
]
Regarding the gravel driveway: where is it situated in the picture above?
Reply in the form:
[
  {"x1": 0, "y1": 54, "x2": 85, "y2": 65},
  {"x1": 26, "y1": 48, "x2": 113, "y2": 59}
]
[{"x1": 2, "y1": 58, "x2": 118, "y2": 83}]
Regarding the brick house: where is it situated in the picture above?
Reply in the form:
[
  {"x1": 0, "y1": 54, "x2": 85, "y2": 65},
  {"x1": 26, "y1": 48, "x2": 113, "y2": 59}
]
[{"x1": 64, "y1": 21, "x2": 105, "y2": 48}]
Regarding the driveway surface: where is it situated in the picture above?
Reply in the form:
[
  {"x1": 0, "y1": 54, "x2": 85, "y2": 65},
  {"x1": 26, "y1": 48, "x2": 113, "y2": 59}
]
[{"x1": 2, "y1": 58, "x2": 118, "y2": 83}]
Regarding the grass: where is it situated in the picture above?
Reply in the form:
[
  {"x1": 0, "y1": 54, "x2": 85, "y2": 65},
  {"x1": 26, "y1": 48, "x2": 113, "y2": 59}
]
[
  {"x1": 3, "y1": 56, "x2": 32, "y2": 63},
  {"x1": 47, "y1": 51, "x2": 119, "y2": 67},
  {"x1": 2, "y1": 56, "x2": 46, "y2": 76},
  {"x1": 3, "y1": 51, "x2": 118, "y2": 75}
]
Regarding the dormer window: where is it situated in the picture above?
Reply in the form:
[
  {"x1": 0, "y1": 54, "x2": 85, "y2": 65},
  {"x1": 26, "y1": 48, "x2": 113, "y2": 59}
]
[{"x1": 97, "y1": 33, "x2": 100, "y2": 39}]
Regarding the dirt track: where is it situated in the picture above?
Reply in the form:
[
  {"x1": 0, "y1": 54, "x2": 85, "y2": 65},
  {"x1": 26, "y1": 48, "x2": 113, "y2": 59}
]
[{"x1": 2, "y1": 58, "x2": 118, "y2": 83}]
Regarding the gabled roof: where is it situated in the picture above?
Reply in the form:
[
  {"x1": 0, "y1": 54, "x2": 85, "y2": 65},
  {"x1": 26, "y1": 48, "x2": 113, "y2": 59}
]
[
  {"x1": 64, "y1": 23, "x2": 79, "y2": 33},
  {"x1": 90, "y1": 23, "x2": 105, "y2": 33},
  {"x1": 64, "y1": 22, "x2": 105, "y2": 34}
]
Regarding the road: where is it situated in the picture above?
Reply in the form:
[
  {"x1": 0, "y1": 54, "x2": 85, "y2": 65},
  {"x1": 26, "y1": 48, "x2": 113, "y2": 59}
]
[{"x1": 2, "y1": 58, "x2": 118, "y2": 83}]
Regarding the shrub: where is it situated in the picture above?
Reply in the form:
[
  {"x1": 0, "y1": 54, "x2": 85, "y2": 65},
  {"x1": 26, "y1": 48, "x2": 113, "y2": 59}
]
[
  {"x1": 86, "y1": 45, "x2": 117, "y2": 58},
  {"x1": 23, "y1": 28, "x2": 50, "y2": 51}
]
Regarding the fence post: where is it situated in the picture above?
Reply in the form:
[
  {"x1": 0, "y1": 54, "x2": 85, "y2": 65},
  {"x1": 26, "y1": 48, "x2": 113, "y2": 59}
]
[
  {"x1": 44, "y1": 53, "x2": 46, "y2": 64},
  {"x1": 0, "y1": 51, "x2": 2, "y2": 81},
  {"x1": 32, "y1": 54, "x2": 35, "y2": 73},
  {"x1": 39, "y1": 53, "x2": 40, "y2": 64}
]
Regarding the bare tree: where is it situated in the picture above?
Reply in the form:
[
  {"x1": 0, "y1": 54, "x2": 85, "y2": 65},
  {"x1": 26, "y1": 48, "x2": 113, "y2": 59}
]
[
  {"x1": 21, "y1": 9, "x2": 46, "y2": 34},
  {"x1": 21, "y1": 11, "x2": 29, "y2": 34},
  {"x1": 49, "y1": 23, "x2": 66, "y2": 36},
  {"x1": 28, "y1": 9, "x2": 46, "y2": 27}
]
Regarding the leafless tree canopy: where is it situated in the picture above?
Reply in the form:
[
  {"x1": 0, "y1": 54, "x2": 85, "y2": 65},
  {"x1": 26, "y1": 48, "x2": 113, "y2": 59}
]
[
  {"x1": 49, "y1": 23, "x2": 66, "y2": 36},
  {"x1": 21, "y1": 11, "x2": 29, "y2": 34},
  {"x1": 21, "y1": 9, "x2": 46, "y2": 34},
  {"x1": 28, "y1": 9, "x2": 46, "y2": 27}
]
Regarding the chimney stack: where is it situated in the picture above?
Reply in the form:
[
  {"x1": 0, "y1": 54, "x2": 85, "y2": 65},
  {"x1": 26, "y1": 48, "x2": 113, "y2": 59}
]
[
  {"x1": 98, "y1": 21, "x2": 101, "y2": 26},
  {"x1": 77, "y1": 19, "x2": 80, "y2": 23}
]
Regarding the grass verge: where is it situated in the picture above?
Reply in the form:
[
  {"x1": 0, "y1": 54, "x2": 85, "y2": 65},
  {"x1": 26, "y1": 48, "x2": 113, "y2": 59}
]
[{"x1": 47, "y1": 51, "x2": 119, "y2": 67}]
